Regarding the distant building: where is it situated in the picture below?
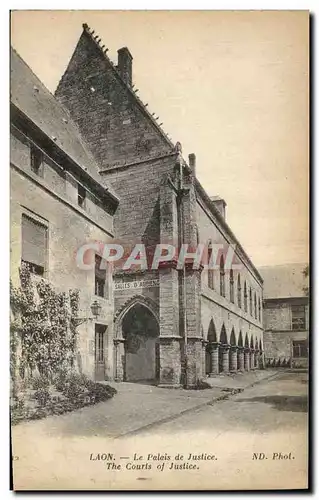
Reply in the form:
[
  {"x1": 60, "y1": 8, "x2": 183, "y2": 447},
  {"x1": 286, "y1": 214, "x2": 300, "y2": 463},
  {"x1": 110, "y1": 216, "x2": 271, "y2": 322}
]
[{"x1": 260, "y1": 264, "x2": 309, "y2": 368}]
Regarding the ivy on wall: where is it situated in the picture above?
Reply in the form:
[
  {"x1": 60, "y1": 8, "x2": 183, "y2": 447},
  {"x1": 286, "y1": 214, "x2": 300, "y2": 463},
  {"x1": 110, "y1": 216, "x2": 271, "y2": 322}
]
[{"x1": 10, "y1": 263, "x2": 80, "y2": 382}]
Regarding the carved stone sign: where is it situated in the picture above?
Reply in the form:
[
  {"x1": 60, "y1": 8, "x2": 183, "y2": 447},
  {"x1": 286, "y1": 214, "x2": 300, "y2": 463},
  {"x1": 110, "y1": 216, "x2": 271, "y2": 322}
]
[{"x1": 114, "y1": 279, "x2": 160, "y2": 291}]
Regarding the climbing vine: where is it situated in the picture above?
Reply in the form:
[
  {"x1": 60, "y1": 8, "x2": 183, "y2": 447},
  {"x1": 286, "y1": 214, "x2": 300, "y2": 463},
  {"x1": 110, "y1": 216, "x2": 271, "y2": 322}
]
[{"x1": 10, "y1": 263, "x2": 80, "y2": 381}]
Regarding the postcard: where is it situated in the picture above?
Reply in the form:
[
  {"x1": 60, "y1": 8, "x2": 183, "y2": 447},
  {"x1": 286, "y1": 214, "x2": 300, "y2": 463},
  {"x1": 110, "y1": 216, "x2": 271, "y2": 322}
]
[{"x1": 10, "y1": 10, "x2": 309, "y2": 491}]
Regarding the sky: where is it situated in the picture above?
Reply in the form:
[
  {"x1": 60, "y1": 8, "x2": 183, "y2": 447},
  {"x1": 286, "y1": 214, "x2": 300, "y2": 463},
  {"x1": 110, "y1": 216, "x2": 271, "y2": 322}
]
[{"x1": 10, "y1": 10, "x2": 309, "y2": 267}]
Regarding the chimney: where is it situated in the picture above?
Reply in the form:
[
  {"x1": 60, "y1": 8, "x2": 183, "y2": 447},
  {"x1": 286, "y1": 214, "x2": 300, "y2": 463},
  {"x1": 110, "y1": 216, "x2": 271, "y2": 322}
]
[
  {"x1": 117, "y1": 47, "x2": 133, "y2": 87},
  {"x1": 210, "y1": 196, "x2": 227, "y2": 219},
  {"x1": 188, "y1": 153, "x2": 196, "y2": 176}
]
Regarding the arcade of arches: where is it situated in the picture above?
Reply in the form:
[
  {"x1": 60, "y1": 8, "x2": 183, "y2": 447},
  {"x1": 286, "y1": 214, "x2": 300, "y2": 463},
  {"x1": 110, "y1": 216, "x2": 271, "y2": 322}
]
[
  {"x1": 205, "y1": 319, "x2": 264, "y2": 375},
  {"x1": 114, "y1": 299, "x2": 264, "y2": 386}
]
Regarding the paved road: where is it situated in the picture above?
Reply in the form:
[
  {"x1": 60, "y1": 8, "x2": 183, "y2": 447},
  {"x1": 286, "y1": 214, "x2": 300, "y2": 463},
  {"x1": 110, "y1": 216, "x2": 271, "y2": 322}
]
[
  {"x1": 12, "y1": 371, "x2": 308, "y2": 490},
  {"x1": 136, "y1": 370, "x2": 308, "y2": 437}
]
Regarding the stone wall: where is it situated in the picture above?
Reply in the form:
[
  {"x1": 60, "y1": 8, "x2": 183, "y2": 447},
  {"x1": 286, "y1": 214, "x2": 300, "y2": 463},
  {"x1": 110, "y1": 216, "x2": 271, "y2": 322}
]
[{"x1": 10, "y1": 131, "x2": 115, "y2": 381}]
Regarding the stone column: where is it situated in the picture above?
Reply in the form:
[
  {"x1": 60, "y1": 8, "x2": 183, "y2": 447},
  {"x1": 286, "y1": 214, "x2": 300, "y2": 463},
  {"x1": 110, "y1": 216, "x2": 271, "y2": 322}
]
[
  {"x1": 244, "y1": 348, "x2": 250, "y2": 371},
  {"x1": 250, "y1": 349, "x2": 255, "y2": 370},
  {"x1": 254, "y1": 350, "x2": 259, "y2": 369},
  {"x1": 202, "y1": 340, "x2": 208, "y2": 377},
  {"x1": 210, "y1": 342, "x2": 220, "y2": 375},
  {"x1": 220, "y1": 344, "x2": 230, "y2": 373},
  {"x1": 230, "y1": 346, "x2": 238, "y2": 372},
  {"x1": 237, "y1": 347, "x2": 245, "y2": 372},
  {"x1": 259, "y1": 351, "x2": 265, "y2": 369},
  {"x1": 113, "y1": 339, "x2": 125, "y2": 381}
]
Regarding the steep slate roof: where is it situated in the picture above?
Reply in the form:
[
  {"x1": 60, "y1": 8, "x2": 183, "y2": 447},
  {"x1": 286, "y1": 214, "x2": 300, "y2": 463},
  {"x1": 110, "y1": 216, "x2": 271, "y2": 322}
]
[
  {"x1": 10, "y1": 47, "x2": 118, "y2": 201},
  {"x1": 259, "y1": 263, "x2": 308, "y2": 299}
]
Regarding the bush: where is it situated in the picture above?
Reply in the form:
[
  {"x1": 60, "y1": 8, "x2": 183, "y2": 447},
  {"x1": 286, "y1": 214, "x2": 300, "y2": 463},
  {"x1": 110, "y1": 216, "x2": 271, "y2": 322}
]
[
  {"x1": 11, "y1": 370, "x2": 117, "y2": 424},
  {"x1": 30, "y1": 374, "x2": 50, "y2": 391},
  {"x1": 88, "y1": 383, "x2": 117, "y2": 403},
  {"x1": 62, "y1": 379, "x2": 85, "y2": 402},
  {"x1": 34, "y1": 387, "x2": 51, "y2": 406}
]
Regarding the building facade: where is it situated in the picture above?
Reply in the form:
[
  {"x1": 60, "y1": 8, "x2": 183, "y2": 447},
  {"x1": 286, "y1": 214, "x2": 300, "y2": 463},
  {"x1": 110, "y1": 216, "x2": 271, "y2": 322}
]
[
  {"x1": 10, "y1": 47, "x2": 119, "y2": 381},
  {"x1": 53, "y1": 24, "x2": 264, "y2": 387},
  {"x1": 261, "y1": 264, "x2": 309, "y2": 368}
]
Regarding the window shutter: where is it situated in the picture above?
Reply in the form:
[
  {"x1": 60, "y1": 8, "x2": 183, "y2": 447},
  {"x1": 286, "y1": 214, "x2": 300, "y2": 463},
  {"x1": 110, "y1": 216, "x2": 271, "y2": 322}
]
[{"x1": 21, "y1": 215, "x2": 47, "y2": 267}]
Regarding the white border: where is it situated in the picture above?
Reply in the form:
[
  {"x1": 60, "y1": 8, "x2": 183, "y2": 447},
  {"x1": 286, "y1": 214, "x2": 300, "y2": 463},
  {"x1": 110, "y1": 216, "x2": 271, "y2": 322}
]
[{"x1": 1, "y1": 3, "x2": 316, "y2": 498}]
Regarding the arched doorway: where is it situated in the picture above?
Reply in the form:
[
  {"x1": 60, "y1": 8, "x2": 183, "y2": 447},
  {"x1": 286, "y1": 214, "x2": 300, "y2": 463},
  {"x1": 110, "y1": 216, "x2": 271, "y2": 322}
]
[
  {"x1": 237, "y1": 331, "x2": 244, "y2": 371},
  {"x1": 230, "y1": 329, "x2": 236, "y2": 346},
  {"x1": 229, "y1": 328, "x2": 237, "y2": 372},
  {"x1": 219, "y1": 324, "x2": 228, "y2": 372},
  {"x1": 122, "y1": 303, "x2": 159, "y2": 383},
  {"x1": 206, "y1": 318, "x2": 217, "y2": 374}
]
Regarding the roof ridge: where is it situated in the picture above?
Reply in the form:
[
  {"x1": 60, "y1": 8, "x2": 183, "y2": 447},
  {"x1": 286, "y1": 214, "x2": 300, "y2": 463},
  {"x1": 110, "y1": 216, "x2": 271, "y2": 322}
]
[
  {"x1": 77, "y1": 23, "x2": 175, "y2": 149},
  {"x1": 11, "y1": 46, "x2": 119, "y2": 201}
]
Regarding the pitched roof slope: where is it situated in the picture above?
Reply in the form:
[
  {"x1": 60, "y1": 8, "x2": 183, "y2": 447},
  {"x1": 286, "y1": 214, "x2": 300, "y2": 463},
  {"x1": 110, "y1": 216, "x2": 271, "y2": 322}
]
[
  {"x1": 54, "y1": 24, "x2": 174, "y2": 169},
  {"x1": 259, "y1": 263, "x2": 308, "y2": 299},
  {"x1": 10, "y1": 47, "x2": 118, "y2": 200}
]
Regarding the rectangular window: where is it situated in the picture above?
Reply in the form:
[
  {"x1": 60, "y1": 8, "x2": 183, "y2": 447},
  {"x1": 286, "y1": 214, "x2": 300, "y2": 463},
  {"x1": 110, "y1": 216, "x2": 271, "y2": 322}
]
[
  {"x1": 291, "y1": 305, "x2": 306, "y2": 330},
  {"x1": 21, "y1": 214, "x2": 47, "y2": 276},
  {"x1": 95, "y1": 328, "x2": 105, "y2": 362},
  {"x1": 30, "y1": 145, "x2": 43, "y2": 176},
  {"x1": 292, "y1": 340, "x2": 308, "y2": 358},
  {"x1": 95, "y1": 254, "x2": 107, "y2": 298},
  {"x1": 78, "y1": 184, "x2": 86, "y2": 208}
]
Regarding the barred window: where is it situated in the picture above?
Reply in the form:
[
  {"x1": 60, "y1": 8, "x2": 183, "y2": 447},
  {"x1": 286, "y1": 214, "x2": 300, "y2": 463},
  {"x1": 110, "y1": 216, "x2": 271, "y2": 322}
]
[
  {"x1": 291, "y1": 305, "x2": 306, "y2": 330},
  {"x1": 292, "y1": 340, "x2": 308, "y2": 358},
  {"x1": 21, "y1": 214, "x2": 47, "y2": 276}
]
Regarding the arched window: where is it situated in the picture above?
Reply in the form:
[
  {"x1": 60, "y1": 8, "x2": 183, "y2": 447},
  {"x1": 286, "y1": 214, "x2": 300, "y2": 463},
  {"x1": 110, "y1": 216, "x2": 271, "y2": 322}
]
[
  {"x1": 220, "y1": 255, "x2": 225, "y2": 297},
  {"x1": 207, "y1": 247, "x2": 214, "y2": 290},
  {"x1": 258, "y1": 297, "x2": 261, "y2": 321},
  {"x1": 237, "y1": 274, "x2": 242, "y2": 308},
  {"x1": 249, "y1": 288, "x2": 252, "y2": 316},
  {"x1": 244, "y1": 281, "x2": 248, "y2": 312},
  {"x1": 230, "y1": 269, "x2": 234, "y2": 303}
]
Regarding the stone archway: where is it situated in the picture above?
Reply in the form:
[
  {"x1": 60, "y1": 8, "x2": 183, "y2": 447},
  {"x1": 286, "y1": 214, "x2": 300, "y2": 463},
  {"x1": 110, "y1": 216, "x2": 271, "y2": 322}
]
[
  {"x1": 219, "y1": 324, "x2": 229, "y2": 373},
  {"x1": 237, "y1": 331, "x2": 244, "y2": 371},
  {"x1": 244, "y1": 333, "x2": 250, "y2": 371},
  {"x1": 229, "y1": 328, "x2": 237, "y2": 372},
  {"x1": 206, "y1": 318, "x2": 218, "y2": 375},
  {"x1": 113, "y1": 296, "x2": 160, "y2": 384},
  {"x1": 122, "y1": 303, "x2": 159, "y2": 383}
]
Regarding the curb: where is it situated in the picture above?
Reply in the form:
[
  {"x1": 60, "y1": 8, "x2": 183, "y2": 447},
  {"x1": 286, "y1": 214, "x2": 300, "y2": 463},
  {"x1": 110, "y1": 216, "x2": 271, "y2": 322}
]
[{"x1": 114, "y1": 370, "x2": 280, "y2": 439}]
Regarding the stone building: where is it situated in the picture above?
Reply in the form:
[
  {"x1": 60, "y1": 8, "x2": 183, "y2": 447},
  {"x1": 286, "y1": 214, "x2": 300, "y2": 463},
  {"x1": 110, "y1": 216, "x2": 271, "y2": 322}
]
[
  {"x1": 53, "y1": 23, "x2": 264, "y2": 387},
  {"x1": 261, "y1": 264, "x2": 309, "y2": 368},
  {"x1": 10, "y1": 47, "x2": 119, "y2": 381}
]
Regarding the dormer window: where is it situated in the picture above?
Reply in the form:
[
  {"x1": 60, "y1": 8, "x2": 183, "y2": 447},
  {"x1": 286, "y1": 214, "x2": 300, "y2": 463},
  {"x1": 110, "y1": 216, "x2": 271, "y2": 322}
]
[
  {"x1": 78, "y1": 184, "x2": 86, "y2": 208},
  {"x1": 30, "y1": 145, "x2": 43, "y2": 176}
]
